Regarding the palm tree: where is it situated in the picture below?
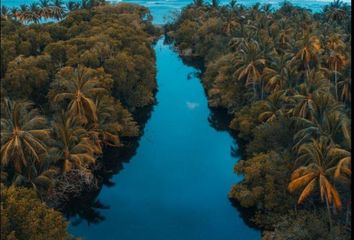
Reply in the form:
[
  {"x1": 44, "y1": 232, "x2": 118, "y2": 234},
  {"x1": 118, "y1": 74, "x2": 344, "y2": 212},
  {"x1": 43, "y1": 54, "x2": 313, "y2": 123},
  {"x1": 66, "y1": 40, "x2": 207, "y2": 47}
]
[
  {"x1": 28, "y1": 2, "x2": 41, "y2": 23},
  {"x1": 222, "y1": 9, "x2": 240, "y2": 36},
  {"x1": 88, "y1": 95, "x2": 139, "y2": 150},
  {"x1": 18, "y1": 4, "x2": 29, "y2": 23},
  {"x1": 10, "y1": 7, "x2": 19, "y2": 21},
  {"x1": 233, "y1": 40, "x2": 266, "y2": 99},
  {"x1": 337, "y1": 64, "x2": 351, "y2": 106},
  {"x1": 51, "y1": 65, "x2": 107, "y2": 125},
  {"x1": 292, "y1": 93, "x2": 347, "y2": 149},
  {"x1": 50, "y1": 114, "x2": 96, "y2": 172},
  {"x1": 258, "y1": 91, "x2": 286, "y2": 122},
  {"x1": 288, "y1": 137, "x2": 342, "y2": 230},
  {"x1": 262, "y1": 51, "x2": 295, "y2": 93},
  {"x1": 39, "y1": 0, "x2": 53, "y2": 19},
  {"x1": 51, "y1": 0, "x2": 65, "y2": 20},
  {"x1": 292, "y1": 33, "x2": 321, "y2": 72},
  {"x1": 293, "y1": 107, "x2": 349, "y2": 150},
  {"x1": 327, "y1": 50, "x2": 346, "y2": 100},
  {"x1": 323, "y1": 0, "x2": 348, "y2": 23},
  {"x1": 12, "y1": 167, "x2": 57, "y2": 200},
  {"x1": 329, "y1": 147, "x2": 351, "y2": 180},
  {"x1": 326, "y1": 33, "x2": 346, "y2": 100},
  {"x1": 290, "y1": 71, "x2": 331, "y2": 121},
  {"x1": 329, "y1": 146, "x2": 351, "y2": 225},
  {"x1": 89, "y1": 96, "x2": 123, "y2": 149},
  {"x1": 0, "y1": 99, "x2": 50, "y2": 177},
  {"x1": 1, "y1": 6, "x2": 10, "y2": 20}
]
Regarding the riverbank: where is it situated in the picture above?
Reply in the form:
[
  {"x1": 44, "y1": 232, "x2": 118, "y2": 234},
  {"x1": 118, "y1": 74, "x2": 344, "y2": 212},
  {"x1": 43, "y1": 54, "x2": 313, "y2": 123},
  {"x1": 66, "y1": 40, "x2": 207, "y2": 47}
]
[
  {"x1": 165, "y1": 1, "x2": 351, "y2": 239},
  {"x1": 0, "y1": 3, "x2": 160, "y2": 239}
]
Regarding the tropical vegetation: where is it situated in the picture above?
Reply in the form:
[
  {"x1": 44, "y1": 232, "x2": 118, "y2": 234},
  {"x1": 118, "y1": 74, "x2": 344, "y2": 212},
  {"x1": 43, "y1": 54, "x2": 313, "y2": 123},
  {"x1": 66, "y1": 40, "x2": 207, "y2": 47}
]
[
  {"x1": 1, "y1": 1, "x2": 159, "y2": 238},
  {"x1": 166, "y1": 0, "x2": 351, "y2": 239}
]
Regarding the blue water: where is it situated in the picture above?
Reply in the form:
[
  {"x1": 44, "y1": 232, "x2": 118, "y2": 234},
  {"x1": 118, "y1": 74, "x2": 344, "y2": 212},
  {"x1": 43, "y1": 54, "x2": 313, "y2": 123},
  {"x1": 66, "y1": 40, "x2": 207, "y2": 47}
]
[{"x1": 69, "y1": 38, "x2": 259, "y2": 239}]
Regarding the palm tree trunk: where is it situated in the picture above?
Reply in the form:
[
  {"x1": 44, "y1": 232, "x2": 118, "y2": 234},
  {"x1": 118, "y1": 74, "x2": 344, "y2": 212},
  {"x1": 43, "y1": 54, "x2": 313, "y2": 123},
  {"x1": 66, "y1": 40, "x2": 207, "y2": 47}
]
[
  {"x1": 253, "y1": 80, "x2": 257, "y2": 99},
  {"x1": 306, "y1": 64, "x2": 310, "y2": 81},
  {"x1": 334, "y1": 62, "x2": 338, "y2": 100},
  {"x1": 325, "y1": 196, "x2": 333, "y2": 232}
]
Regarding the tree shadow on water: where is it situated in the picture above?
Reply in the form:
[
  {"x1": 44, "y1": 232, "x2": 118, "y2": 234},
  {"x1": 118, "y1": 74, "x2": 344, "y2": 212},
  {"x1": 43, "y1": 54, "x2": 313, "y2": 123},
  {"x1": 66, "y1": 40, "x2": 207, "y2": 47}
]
[{"x1": 62, "y1": 103, "x2": 156, "y2": 225}]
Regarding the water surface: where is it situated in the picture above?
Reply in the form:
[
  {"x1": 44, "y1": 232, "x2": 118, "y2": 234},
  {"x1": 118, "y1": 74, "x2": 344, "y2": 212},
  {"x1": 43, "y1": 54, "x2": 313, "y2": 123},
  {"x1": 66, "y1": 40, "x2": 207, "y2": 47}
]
[{"x1": 68, "y1": 37, "x2": 259, "y2": 240}]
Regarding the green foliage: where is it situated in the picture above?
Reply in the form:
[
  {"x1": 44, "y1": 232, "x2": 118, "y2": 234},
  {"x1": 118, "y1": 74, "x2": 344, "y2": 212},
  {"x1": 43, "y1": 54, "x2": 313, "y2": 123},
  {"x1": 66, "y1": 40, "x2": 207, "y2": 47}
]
[
  {"x1": 0, "y1": 3, "x2": 158, "y2": 238},
  {"x1": 0, "y1": 185, "x2": 75, "y2": 240},
  {"x1": 2, "y1": 55, "x2": 52, "y2": 104},
  {"x1": 230, "y1": 151, "x2": 293, "y2": 213}
]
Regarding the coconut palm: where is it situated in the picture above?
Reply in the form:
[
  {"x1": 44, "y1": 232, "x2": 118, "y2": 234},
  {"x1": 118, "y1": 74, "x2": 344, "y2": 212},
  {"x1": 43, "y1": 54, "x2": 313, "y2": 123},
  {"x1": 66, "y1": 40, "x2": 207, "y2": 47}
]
[
  {"x1": 327, "y1": 50, "x2": 346, "y2": 100},
  {"x1": 292, "y1": 93, "x2": 347, "y2": 149},
  {"x1": 0, "y1": 99, "x2": 50, "y2": 177},
  {"x1": 10, "y1": 7, "x2": 19, "y2": 21},
  {"x1": 51, "y1": 0, "x2": 65, "y2": 20},
  {"x1": 262, "y1": 51, "x2": 295, "y2": 93},
  {"x1": 89, "y1": 95, "x2": 139, "y2": 150},
  {"x1": 293, "y1": 107, "x2": 349, "y2": 150},
  {"x1": 329, "y1": 146, "x2": 352, "y2": 225},
  {"x1": 328, "y1": 147, "x2": 351, "y2": 180},
  {"x1": 290, "y1": 70, "x2": 331, "y2": 121},
  {"x1": 1, "y1": 6, "x2": 10, "y2": 20},
  {"x1": 39, "y1": 0, "x2": 53, "y2": 19},
  {"x1": 222, "y1": 9, "x2": 240, "y2": 36},
  {"x1": 18, "y1": 4, "x2": 29, "y2": 22},
  {"x1": 258, "y1": 91, "x2": 286, "y2": 122},
  {"x1": 12, "y1": 167, "x2": 57, "y2": 200},
  {"x1": 27, "y1": 2, "x2": 41, "y2": 23},
  {"x1": 233, "y1": 40, "x2": 266, "y2": 99},
  {"x1": 51, "y1": 65, "x2": 107, "y2": 125},
  {"x1": 338, "y1": 64, "x2": 351, "y2": 106},
  {"x1": 288, "y1": 137, "x2": 342, "y2": 230},
  {"x1": 50, "y1": 114, "x2": 96, "y2": 172},
  {"x1": 323, "y1": 0, "x2": 348, "y2": 23},
  {"x1": 292, "y1": 33, "x2": 321, "y2": 71}
]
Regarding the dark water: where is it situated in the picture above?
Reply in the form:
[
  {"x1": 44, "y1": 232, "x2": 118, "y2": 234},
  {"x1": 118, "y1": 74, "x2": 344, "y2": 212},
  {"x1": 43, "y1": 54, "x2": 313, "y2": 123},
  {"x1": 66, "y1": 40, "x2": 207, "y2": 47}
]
[{"x1": 68, "y1": 38, "x2": 260, "y2": 239}]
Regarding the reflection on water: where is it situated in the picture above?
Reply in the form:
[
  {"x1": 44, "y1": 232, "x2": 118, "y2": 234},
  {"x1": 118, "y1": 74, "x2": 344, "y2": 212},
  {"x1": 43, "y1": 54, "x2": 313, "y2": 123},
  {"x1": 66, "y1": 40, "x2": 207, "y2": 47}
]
[{"x1": 62, "y1": 103, "x2": 156, "y2": 225}]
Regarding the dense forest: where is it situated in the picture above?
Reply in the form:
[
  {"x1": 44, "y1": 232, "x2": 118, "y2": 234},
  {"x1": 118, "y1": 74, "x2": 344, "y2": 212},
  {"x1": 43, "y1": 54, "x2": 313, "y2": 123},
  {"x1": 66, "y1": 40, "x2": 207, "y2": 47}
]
[
  {"x1": 166, "y1": 0, "x2": 351, "y2": 239},
  {"x1": 0, "y1": 1, "x2": 160, "y2": 239}
]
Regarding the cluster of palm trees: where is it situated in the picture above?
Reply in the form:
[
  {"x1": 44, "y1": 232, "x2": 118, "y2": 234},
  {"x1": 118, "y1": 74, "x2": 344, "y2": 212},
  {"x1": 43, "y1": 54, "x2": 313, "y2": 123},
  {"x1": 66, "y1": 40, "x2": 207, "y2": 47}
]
[
  {"x1": 170, "y1": 0, "x2": 351, "y2": 231},
  {"x1": 232, "y1": 3, "x2": 351, "y2": 227},
  {"x1": 0, "y1": 65, "x2": 138, "y2": 198},
  {"x1": 1, "y1": 0, "x2": 107, "y2": 23}
]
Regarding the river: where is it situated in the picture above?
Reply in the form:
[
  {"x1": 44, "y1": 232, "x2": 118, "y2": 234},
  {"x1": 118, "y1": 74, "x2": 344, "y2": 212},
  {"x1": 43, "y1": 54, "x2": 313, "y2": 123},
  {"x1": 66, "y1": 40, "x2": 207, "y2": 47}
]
[{"x1": 67, "y1": 37, "x2": 260, "y2": 239}]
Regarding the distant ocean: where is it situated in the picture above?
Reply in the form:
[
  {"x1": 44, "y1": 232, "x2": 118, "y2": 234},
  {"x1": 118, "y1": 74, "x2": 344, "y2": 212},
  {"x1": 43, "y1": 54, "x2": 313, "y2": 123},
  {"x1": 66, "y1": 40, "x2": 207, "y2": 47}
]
[{"x1": 1, "y1": 0, "x2": 351, "y2": 24}]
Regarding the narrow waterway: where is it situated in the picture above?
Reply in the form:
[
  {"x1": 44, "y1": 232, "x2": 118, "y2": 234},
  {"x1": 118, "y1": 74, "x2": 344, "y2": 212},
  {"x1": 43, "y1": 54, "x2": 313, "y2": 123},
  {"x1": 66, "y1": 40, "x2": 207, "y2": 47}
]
[{"x1": 68, "y1": 38, "x2": 260, "y2": 239}]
